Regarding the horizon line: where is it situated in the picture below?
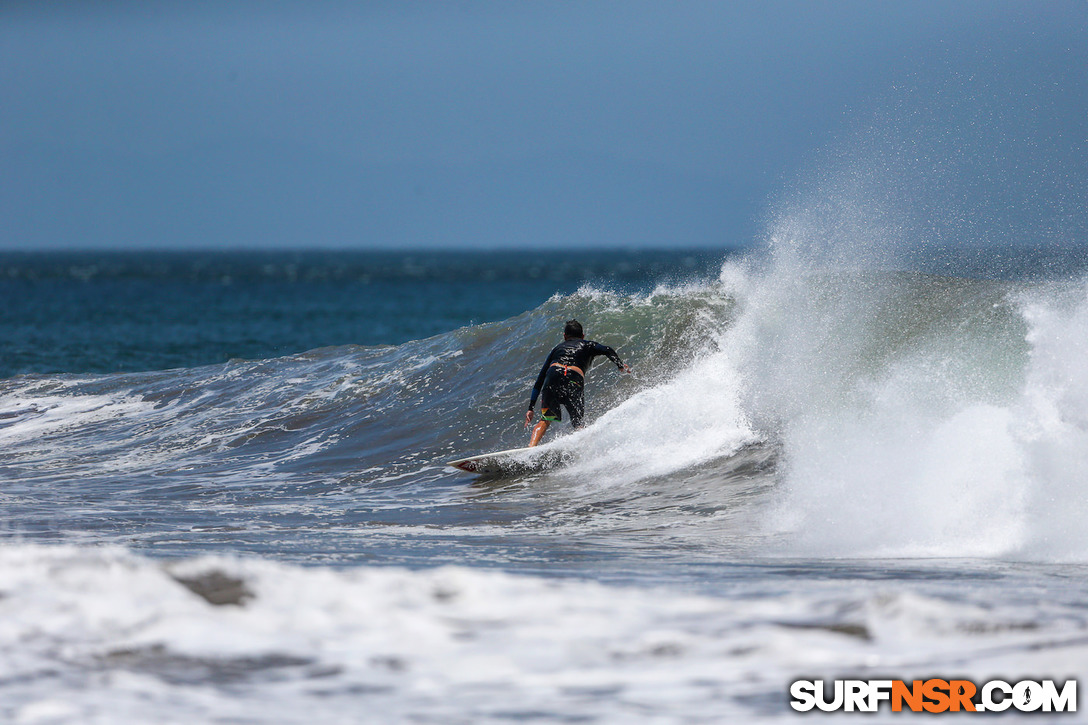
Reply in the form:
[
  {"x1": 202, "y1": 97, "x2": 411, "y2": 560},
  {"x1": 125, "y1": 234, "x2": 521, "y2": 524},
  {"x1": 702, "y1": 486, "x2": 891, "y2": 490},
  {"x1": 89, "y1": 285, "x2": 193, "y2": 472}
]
[{"x1": 0, "y1": 244, "x2": 751, "y2": 255}]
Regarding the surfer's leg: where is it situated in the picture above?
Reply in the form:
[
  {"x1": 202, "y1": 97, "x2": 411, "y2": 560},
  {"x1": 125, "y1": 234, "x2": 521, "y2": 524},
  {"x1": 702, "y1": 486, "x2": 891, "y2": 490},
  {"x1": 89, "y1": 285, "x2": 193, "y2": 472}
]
[
  {"x1": 533, "y1": 378, "x2": 563, "y2": 446},
  {"x1": 567, "y1": 383, "x2": 585, "y2": 429},
  {"x1": 529, "y1": 419, "x2": 550, "y2": 447}
]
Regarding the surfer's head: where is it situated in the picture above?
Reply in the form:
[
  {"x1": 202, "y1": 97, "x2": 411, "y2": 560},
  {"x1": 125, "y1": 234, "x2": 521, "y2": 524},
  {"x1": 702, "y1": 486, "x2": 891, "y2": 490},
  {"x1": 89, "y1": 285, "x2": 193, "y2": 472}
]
[{"x1": 563, "y1": 319, "x2": 584, "y2": 339}]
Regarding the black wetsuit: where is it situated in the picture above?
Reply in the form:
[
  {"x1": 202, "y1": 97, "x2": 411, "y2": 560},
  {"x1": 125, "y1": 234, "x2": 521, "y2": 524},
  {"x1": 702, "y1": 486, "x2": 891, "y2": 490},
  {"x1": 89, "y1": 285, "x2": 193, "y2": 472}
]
[{"x1": 528, "y1": 338, "x2": 625, "y2": 428}]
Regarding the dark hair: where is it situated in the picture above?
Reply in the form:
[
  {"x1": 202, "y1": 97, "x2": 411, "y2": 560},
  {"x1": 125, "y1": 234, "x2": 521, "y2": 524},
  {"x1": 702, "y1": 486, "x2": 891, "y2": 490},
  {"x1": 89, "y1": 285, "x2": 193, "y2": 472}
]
[{"x1": 564, "y1": 319, "x2": 584, "y2": 338}]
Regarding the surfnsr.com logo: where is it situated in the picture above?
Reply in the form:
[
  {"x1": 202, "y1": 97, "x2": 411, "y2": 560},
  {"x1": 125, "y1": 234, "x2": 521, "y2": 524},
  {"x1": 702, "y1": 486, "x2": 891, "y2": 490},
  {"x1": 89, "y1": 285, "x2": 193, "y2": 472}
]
[{"x1": 790, "y1": 679, "x2": 1077, "y2": 713}]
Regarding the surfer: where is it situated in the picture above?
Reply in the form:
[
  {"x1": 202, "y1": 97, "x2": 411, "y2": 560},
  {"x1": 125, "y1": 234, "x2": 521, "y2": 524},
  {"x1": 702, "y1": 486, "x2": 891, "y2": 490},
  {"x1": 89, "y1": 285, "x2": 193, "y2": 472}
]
[{"x1": 524, "y1": 319, "x2": 631, "y2": 447}]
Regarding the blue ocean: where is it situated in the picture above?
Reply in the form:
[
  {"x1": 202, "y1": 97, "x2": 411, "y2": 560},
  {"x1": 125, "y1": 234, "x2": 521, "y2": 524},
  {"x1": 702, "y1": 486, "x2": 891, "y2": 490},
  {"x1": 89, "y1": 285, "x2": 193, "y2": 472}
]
[{"x1": 2, "y1": 244, "x2": 1088, "y2": 722}]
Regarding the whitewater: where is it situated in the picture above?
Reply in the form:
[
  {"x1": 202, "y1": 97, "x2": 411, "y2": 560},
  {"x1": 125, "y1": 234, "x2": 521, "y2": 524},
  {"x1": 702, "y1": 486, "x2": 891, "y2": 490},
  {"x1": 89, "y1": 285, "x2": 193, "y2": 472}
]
[{"x1": 3, "y1": 235, "x2": 1088, "y2": 722}]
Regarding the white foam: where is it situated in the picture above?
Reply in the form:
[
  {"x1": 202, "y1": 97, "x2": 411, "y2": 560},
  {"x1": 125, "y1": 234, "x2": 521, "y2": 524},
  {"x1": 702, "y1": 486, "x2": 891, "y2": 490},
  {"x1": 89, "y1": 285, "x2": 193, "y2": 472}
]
[
  {"x1": 2, "y1": 544, "x2": 1084, "y2": 723},
  {"x1": 0, "y1": 391, "x2": 153, "y2": 446},
  {"x1": 564, "y1": 348, "x2": 757, "y2": 483}
]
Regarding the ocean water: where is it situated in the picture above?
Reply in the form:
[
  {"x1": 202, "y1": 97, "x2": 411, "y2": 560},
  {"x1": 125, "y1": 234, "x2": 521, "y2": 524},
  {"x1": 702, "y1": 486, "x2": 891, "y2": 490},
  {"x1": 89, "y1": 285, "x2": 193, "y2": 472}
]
[{"x1": 3, "y1": 245, "x2": 1088, "y2": 723}]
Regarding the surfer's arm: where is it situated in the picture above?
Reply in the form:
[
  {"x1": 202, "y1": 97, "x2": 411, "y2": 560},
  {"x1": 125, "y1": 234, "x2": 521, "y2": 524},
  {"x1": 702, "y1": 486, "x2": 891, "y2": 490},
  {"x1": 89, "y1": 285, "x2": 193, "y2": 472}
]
[
  {"x1": 525, "y1": 356, "x2": 552, "y2": 428},
  {"x1": 528, "y1": 355, "x2": 553, "y2": 410},
  {"x1": 593, "y1": 342, "x2": 630, "y2": 373}
]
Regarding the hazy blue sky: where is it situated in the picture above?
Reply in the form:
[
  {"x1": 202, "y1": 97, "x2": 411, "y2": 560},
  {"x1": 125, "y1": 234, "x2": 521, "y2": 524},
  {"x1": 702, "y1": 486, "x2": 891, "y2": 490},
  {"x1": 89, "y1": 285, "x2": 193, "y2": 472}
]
[{"x1": 2, "y1": 1, "x2": 1085, "y2": 250}]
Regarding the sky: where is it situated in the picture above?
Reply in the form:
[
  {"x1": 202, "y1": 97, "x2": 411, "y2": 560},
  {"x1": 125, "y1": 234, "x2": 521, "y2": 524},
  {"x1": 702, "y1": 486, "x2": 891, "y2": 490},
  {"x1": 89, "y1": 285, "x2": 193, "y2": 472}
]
[{"x1": 1, "y1": 1, "x2": 1085, "y2": 251}]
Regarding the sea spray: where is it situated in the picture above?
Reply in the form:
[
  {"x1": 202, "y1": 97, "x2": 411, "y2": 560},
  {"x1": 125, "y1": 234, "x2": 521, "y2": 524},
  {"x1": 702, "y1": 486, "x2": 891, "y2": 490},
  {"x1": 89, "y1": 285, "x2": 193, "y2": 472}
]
[
  {"x1": 1015, "y1": 282, "x2": 1088, "y2": 559},
  {"x1": 722, "y1": 57, "x2": 1088, "y2": 559},
  {"x1": 725, "y1": 217, "x2": 1088, "y2": 560}
]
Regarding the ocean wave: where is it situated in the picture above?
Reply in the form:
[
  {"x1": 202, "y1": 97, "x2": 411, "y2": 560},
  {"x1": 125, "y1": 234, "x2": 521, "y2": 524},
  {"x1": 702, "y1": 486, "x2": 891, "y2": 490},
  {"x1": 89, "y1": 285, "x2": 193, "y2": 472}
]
[{"x1": 4, "y1": 266, "x2": 1088, "y2": 563}]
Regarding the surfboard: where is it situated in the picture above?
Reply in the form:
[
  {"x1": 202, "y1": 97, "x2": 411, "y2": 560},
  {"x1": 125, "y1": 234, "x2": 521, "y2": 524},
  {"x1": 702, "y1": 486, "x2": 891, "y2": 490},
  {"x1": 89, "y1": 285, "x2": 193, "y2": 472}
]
[{"x1": 447, "y1": 445, "x2": 566, "y2": 476}]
